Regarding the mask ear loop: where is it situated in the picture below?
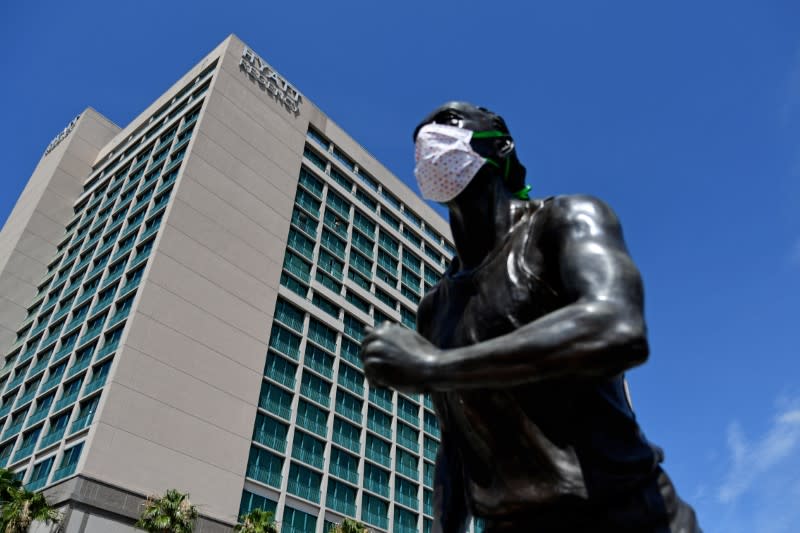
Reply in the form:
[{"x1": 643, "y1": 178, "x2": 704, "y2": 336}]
[{"x1": 473, "y1": 130, "x2": 531, "y2": 200}]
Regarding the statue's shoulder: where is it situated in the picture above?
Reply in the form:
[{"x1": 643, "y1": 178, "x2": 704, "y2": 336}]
[{"x1": 540, "y1": 194, "x2": 621, "y2": 229}]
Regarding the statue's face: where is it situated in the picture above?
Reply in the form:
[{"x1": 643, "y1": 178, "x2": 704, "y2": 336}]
[{"x1": 413, "y1": 102, "x2": 505, "y2": 142}]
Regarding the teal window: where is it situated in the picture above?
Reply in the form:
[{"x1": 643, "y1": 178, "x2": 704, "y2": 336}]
[
  {"x1": 395, "y1": 477, "x2": 419, "y2": 510},
  {"x1": 264, "y1": 353, "x2": 297, "y2": 389},
  {"x1": 402, "y1": 286, "x2": 421, "y2": 305},
  {"x1": 306, "y1": 128, "x2": 329, "y2": 150},
  {"x1": 332, "y1": 147, "x2": 354, "y2": 171},
  {"x1": 424, "y1": 461, "x2": 434, "y2": 487},
  {"x1": 363, "y1": 462, "x2": 390, "y2": 496},
  {"x1": 27, "y1": 456, "x2": 54, "y2": 489},
  {"x1": 329, "y1": 447, "x2": 359, "y2": 484},
  {"x1": 338, "y1": 363, "x2": 364, "y2": 396},
  {"x1": 380, "y1": 210, "x2": 400, "y2": 231},
  {"x1": 268, "y1": 324, "x2": 301, "y2": 360},
  {"x1": 367, "y1": 407, "x2": 392, "y2": 439},
  {"x1": 356, "y1": 189, "x2": 377, "y2": 211},
  {"x1": 352, "y1": 230, "x2": 374, "y2": 258},
  {"x1": 259, "y1": 382, "x2": 292, "y2": 420},
  {"x1": 424, "y1": 436, "x2": 439, "y2": 461},
  {"x1": 297, "y1": 163, "x2": 325, "y2": 197},
  {"x1": 238, "y1": 491, "x2": 277, "y2": 520},
  {"x1": 369, "y1": 387, "x2": 394, "y2": 412},
  {"x1": 307, "y1": 319, "x2": 337, "y2": 352},
  {"x1": 318, "y1": 250, "x2": 344, "y2": 281},
  {"x1": 444, "y1": 242, "x2": 456, "y2": 256},
  {"x1": 398, "y1": 397, "x2": 419, "y2": 427},
  {"x1": 291, "y1": 429, "x2": 325, "y2": 469},
  {"x1": 336, "y1": 390, "x2": 363, "y2": 424},
  {"x1": 287, "y1": 463, "x2": 322, "y2": 503},
  {"x1": 296, "y1": 400, "x2": 328, "y2": 437},
  {"x1": 378, "y1": 249, "x2": 398, "y2": 274},
  {"x1": 53, "y1": 442, "x2": 83, "y2": 480},
  {"x1": 423, "y1": 489, "x2": 433, "y2": 516},
  {"x1": 362, "y1": 493, "x2": 388, "y2": 529},
  {"x1": 283, "y1": 251, "x2": 311, "y2": 282},
  {"x1": 252, "y1": 412, "x2": 288, "y2": 452},
  {"x1": 284, "y1": 506, "x2": 317, "y2": 533},
  {"x1": 287, "y1": 228, "x2": 315, "y2": 260},
  {"x1": 378, "y1": 232, "x2": 400, "y2": 257},
  {"x1": 316, "y1": 271, "x2": 343, "y2": 294},
  {"x1": 345, "y1": 290, "x2": 370, "y2": 315},
  {"x1": 376, "y1": 267, "x2": 397, "y2": 288},
  {"x1": 353, "y1": 210, "x2": 376, "y2": 237},
  {"x1": 320, "y1": 229, "x2": 346, "y2": 259},
  {"x1": 304, "y1": 344, "x2": 334, "y2": 379},
  {"x1": 323, "y1": 209, "x2": 348, "y2": 238},
  {"x1": 71, "y1": 396, "x2": 99, "y2": 433},
  {"x1": 403, "y1": 227, "x2": 422, "y2": 248},
  {"x1": 300, "y1": 371, "x2": 331, "y2": 407},
  {"x1": 402, "y1": 270, "x2": 421, "y2": 291},
  {"x1": 396, "y1": 448, "x2": 418, "y2": 480},
  {"x1": 402, "y1": 252, "x2": 422, "y2": 274},
  {"x1": 274, "y1": 299, "x2": 304, "y2": 333},
  {"x1": 332, "y1": 417, "x2": 361, "y2": 453},
  {"x1": 375, "y1": 288, "x2": 397, "y2": 311},
  {"x1": 326, "y1": 190, "x2": 351, "y2": 219},
  {"x1": 326, "y1": 479, "x2": 356, "y2": 515},
  {"x1": 356, "y1": 169, "x2": 378, "y2": 191},
  {"x1": 397, "y1": 421, "x2": 419, "y2": 452},
  {"x1": 291, "y1": 207, "x2": 317, "y2": 238},
  {"x1": 401, "y1": 307, "x2": 417, "y2": 330},
  {"x1": 347, "y1": 269, "x2": 370, "y2": 290},
  {"x1": 246, "y1": 446, "x2": 283, "y2": 488},
  {"x1": 424, "y1": 245, "x2": 443, "y2": 264},
  {"x1": 340, "y1": 338, "x2": 361, "y2": 367},
  {"x1": 381, "y1": 190, "x2": 400, "y2": 210},
  {"x1": 424, "y1": 269, "x2": 441, "y2": 286},
  {"x1": 280, "y1": 272, "x2": 308, "y2": 298},
  {"x1": 424, "y1": 412, "x2": 440, "y2": 438},
  {"x1": 394, "y1": 507, "x2": 419, "y2": 532},
  {"x1": 343, "y1": 314, "x2": 366, "y2": 343},
  {"x1": 330, "y1": 167, "x2": 352, "y2": 192},
  {"x1": 348, "y1": 250, "x2": 373, "y2": 278},
  {"x1": 403, "y1": 209, "x2": 422, "y2": 228}
]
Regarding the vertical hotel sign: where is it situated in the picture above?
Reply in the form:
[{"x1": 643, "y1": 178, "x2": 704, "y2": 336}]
[
  {"x1": 44, "y1": 114, "x2": 81, "y2": 156},
  {"x1": 240, "y1": 47, "x2": 302, "y2": 115}
]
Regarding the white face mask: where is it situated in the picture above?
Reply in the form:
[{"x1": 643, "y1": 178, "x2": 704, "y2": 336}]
[{"x1": 414, "y1": 123, "x2": 487, "y2": 203}]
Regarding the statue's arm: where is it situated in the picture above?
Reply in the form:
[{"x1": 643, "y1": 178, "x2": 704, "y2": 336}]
[
  {"x1": 428, "y1": 194, "x2": 648, "y2": 388},
  {"x1": 432, "y1": 431, "x2": 470, "y2": 533}
]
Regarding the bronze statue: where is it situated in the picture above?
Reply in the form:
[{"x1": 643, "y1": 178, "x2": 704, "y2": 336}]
[{"x1": 359, "y1": 102, "x2": 700, "y2": 532}]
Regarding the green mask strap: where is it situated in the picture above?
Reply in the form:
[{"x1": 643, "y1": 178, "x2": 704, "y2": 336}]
[{"x1": 475, "y1": 131, "x2": 531, "y2": 200}]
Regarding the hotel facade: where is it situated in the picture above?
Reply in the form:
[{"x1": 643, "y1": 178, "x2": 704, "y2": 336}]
[{"x1": 0, "y1": 35, "x2": 482, "y2": 533}]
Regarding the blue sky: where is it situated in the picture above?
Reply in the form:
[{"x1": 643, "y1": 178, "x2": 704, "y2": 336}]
[{"x1": 2, "y1": 2, "x2": 799, "y2": 530}]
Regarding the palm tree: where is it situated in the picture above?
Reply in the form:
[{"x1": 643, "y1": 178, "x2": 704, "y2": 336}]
[
  {"x1": 0, "y1": 486, "x2": 61, "y2": 533},
  {"x1": 135, "y1": 489, "x2": 198, "y2": 533},
  {"x1": 235, "y1": 508, "x2": 278, "y2": 533},
  {"x1": 328, "y1": 518, "x2": 368, "y2": 533},
  {"x1": 0, "y1": 468, "x2": 21, "y2": 505}
]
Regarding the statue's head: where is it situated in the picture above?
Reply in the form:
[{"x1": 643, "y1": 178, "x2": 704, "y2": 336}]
[{"x1": 413, "y1": 102, "x2": 527, "y2": 203}]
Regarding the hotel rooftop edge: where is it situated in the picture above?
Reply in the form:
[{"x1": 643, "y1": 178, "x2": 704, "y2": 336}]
[{"x1": 0, "y1": 35, "x2": 485, "y2": 533}]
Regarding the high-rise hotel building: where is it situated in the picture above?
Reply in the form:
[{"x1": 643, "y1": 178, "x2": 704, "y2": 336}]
[{"x1": 0, "y1": 35, "x2": 475, "y2": 533}]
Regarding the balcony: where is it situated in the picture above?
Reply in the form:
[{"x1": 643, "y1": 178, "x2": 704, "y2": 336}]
[
  {"x1": 52, "y1": 461, "x2": 78, "y2": 482},
  {"x1": 105, "y1": 311, "x2": 129, "y2": 331},
  {"x1": 364, "y1": 478, "x2": 389, "y2": 498},
  {"x1": 77, "y1": 326, "x2": 103, "y2": 348},
  {"x1": 100, "y1": 269, "x2": 124, "y2": 289},
  {"x1": 332, "y1": 431, "x2": 360, "y2": 454},
  {"x1": 38, "y1": 428, "x2": 65, "y2": 450},
  {"x1": 424, "y1": 395, "x2": 433, "y2": 410},
  {"x1": 156, "y1": 175, "x2": 177, "y2": 195},
  {"x1": 300, "y1": 385, "x2": 329, "y2": 408},
  {"x1": 339, "y1": 347, "x2": 362, "y2": 369},
  {"x1": 73, "y1": 289, "x2": 96, "y2": 309},
  {"x1": 395, "y1": 492, "x2": 419, "y2": 511},
  {"x1": 367, "y1": 419, "x2": 391, "y2": 440},
  {"x1": 25, "y1": 408, "x2": 49, "y2": 428},
  {"x1": 2, "y1": 422, "x2": 24, "y2": 441},
  {"x1": 14, "y1": 388, "x2": 37, "y2": 408},
  {"x1": 94, "y1": 339, "x2": 120, "y2": 361},
  {"x1": 296, "y1": 415, "x2": 327, "y2": 438},
  {"x1": 259, "y1": 397, "x2": 291, "y2": 421},
  {"x1": 111, "y1": 241, "x2": 135, "y2": 262},
  {"x1": 82, "y1": 374, "x2": 108, "y2": 397},
  {"x1": 338, "y1": 376, "x2": 364, "y2": 397},
  {"x1": 328, "y1": 462, "x2": 358, "y2": 485},
  {"x1": 327, "y1": 495, "x2": 356, "y2": 516},
  {"x1": 6, "y1": 373, "x2": 25, "y2": 392},
  {"x1": 12, "y1": 443, "x2": 36, "y2": 462},
  {"x1": 369, "y1": 390, "x2": 393, "y2": 413},
  {"x1": 398, "y1": 410, "x2": 419, "y2": 429},
  {"x1": 266, "y1": 370, "x2": 294, "y2": 390},
  {"x1": 335, "y1": 404, "x2": 362, "y2": 425},
  {"x1": 0, "y1": 404, "x2": 10, "y2": 418},
  {"x1": 246, "y1": 463, "x2": 281, "y2": 489},
  {"x1": 69, "y1": 413, "x2": 93, "y2": 434},
  {"x1": 365, "y1": 448, "x2": 391, "y2": 469},
  {"x1": 286, "y1": 478, "x2": 320, "y2": 503},
  {"x1": 52, "y1": 392, "x2": 79, "y2": 414},
  {"x1": 25, "y1": 476, "x2": 48, "y2": 492},
  {"x1": 117, "y1": 278, "x2": 141, "y2": 299},
  {"x1": 67, "y1": 358, "x2": 91, "y2": 379},
  {"x1": 128, "y1": 251, "x2": 150, "y2": 272},
  {"x1": 52, "y1": 342, "x2": 76, "y2": 365},
  {"x1": 362, "y1": 511, "x2": 388, "y2": 530},
  {"x1": 424, "y1": 445, "x2": 437, "y2": 462},
  {"x1": 39, "y1": 375, "x2": 62, "y2": 394},
  {"x1": 51, "y1": 305, "x2": 72, "y2": 323},
  {"x1": 139, "y1": 221, "x2": 161, "y2": 242},
  {"x1": 292, "y1": 447, "x2": 324, "y2": 469},
  {"x1": 397, "y1": 434, "x2": 419, "y2": 453},
  {"x1": 396, "y1": 462, "x2": 418, "y2": 480},
  {"x1": 253, "y1": 429, "x2": 286, "y2": 453}
]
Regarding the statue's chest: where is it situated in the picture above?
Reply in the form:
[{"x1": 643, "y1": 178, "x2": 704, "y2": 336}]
[{"x1": 429, "y1": 237, "x2": 561, "y2": 350}]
